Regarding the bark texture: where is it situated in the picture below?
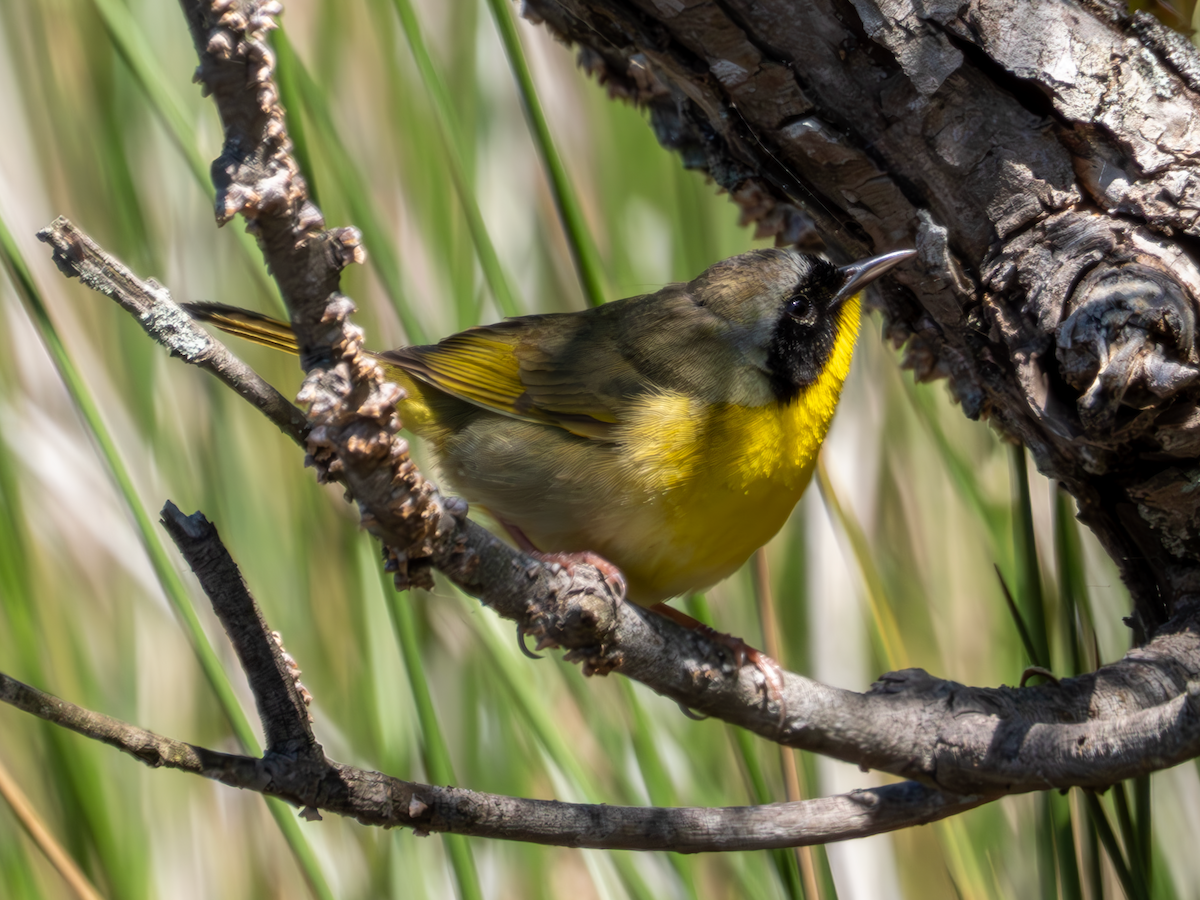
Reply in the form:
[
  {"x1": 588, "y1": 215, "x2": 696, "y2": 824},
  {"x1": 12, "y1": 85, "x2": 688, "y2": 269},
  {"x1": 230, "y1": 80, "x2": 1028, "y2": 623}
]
[{"x1": 523, "y1": 0, "x2": 1200, "y2": 639}]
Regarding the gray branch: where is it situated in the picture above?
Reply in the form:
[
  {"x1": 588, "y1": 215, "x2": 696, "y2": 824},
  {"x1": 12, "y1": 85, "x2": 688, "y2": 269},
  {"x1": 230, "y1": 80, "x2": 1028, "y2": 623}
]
[
  {"x1": 158, "y1": 502, "x2": 320, "y2": 760},
  {"x1": 0, "y1": 503, "x2": 987, "y2": 849},
  {"x1": 0, "y1": 673, "x2": 985, "y2": 851},
  {"x1": 36, "y1": 218, "x2": 308, "y2": 445}
]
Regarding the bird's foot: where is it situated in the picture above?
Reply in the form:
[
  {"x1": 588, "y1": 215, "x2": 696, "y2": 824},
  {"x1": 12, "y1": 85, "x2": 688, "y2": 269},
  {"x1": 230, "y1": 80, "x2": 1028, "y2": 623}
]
[
  {"x1": 529, "y1": 549, "x2": 627, "y2": 601},
  {"x1": 650, "y1": 604, "x2": 786, "y2": 717},
  {"x1": 702, "y1": 628, "x2": 786, "y2": 715},
  {"x1": 498, "y1": 520, "x2": 627, "y2": 600},
  {"x1": 499, "y1": 520, "x2": 626, "y2": 660}
]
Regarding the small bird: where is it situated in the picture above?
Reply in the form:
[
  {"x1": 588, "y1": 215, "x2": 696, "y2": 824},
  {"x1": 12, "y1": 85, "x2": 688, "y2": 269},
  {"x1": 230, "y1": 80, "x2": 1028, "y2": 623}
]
[{"x1": 186, "y1": 246, "x2": 912, "y2": 680}]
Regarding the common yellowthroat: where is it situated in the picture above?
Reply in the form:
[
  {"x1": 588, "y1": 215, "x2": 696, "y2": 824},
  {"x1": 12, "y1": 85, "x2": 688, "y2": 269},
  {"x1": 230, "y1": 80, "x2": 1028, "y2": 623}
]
[{"x1": 186, "y1": 247, "x2": 911, "y2": 625}]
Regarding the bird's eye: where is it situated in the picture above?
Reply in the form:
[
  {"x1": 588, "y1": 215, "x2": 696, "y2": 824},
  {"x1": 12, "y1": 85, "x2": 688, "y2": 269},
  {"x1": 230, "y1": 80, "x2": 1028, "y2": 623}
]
[{"x1": 786, "y1": 295, "x2": 815, "y2": 323}]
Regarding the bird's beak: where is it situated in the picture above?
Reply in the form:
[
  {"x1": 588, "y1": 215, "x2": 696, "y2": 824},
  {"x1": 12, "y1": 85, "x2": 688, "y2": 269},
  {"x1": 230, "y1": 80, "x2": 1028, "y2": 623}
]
[{"x1": 833, "y1": 249, "x2": 917, "y2": 306}]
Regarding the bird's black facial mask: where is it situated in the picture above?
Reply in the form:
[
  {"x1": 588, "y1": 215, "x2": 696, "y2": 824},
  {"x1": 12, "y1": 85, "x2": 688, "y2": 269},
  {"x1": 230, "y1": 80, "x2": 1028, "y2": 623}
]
[{"x1": 766, "y1": 257, "x2": 846, "y2": 402}]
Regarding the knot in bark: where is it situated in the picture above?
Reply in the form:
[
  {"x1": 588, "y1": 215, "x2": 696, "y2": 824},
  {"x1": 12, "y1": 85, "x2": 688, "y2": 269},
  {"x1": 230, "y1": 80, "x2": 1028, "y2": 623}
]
[{"x1": 1058, "y1": 262, "x2": 1200, "y2": 436}]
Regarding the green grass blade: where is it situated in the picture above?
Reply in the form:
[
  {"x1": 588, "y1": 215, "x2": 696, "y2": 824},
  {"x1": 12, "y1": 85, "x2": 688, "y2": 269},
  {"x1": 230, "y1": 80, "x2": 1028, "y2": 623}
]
[
  {"x1": 994, "y1": 565, "x2": 1043, "y2": 670},
  {"x1": 903, "y1": 377, "x2": 1010, "y2": 565},
  {"x1": 1114, "y1": 782, "x2": 1150, "y2": 898},
  {"x1": 751, "y1": 550, "x2": 825, "y2": 900},
  {"x1": 1085, "y1": 792, "x2": 1145, "y2": 900},
  {"x1": 483, "y1": 0, "x2": 608, "y2": 307},
  {"x1": 616, "y1": 679, "x2": 700, "y2": 900},
  {"x1": 1079, "y1": 792, "x2": 1106, "y2": 900},
  {"x1": 1134, "y1": 775, "x2": 1152, "y2": 892},
  {"x1": 273, "y1": 35, "x2": 320, "y2": 212},
  {"x1": 87, "y1": 0, "x2": 203, "y2": 186},
  {"x1": 804, "y1": 751, "x2": 840, "y2": 900},
  {"x1": 1050, "y1": 790, "x2": 1084, "y2": 900},
  {"x1": 1009, "y1": 447, "x2": 1060, "y2": 900},
  {"x1": 730, "y1": 726, "x2": 805, "y2": 899},
  {"x1": 684, "y1": 594, "x2": 801, "y2": 899},
  {"x1": 1010, "y1": 446, "x2": 1051, "y2": 670},
  {"x1": 0, "y1": 838, "x2": 40, "y2": 900},
  {"x1": 933, "y1": 818, "x2": 995, "y2": 900},
  {"x1": 617, "y1": 680, "x2": 678, "y2": 808},
  {"x1": 0, "y1": 756, "x2": 106, "y2": 900},
  {"x1": 0, "y1": 215, "x2": 334, "y2": 900},
  {"x1": 359, "y1": 0, "x2": 480, "y2": 332},
  {"x1": 87, "y1": 0, "x2": 280, "y2": 306},
  {"x1": 0, "y1": 407, "x2": 40, "y2": 679},
  {"x1": 462, "y1": 592, "x2": 664, "y2": 900},
  {"x1": 0, "y1": 425, "x2": 146, "y2": 900},
  {"x1": 382, "y1": 569, "x2": 483, "y2": 900},
  {"x1": 272, "y1": 29, "x2": 427, "y2": 344},
  {"x1": 388, "y1": 0, "x2": 520, "y2": 318},
  {"x1": 815, "y1": 458, "x2": 907, "y2": 671},
  {"x1": 1037, "y1": 794, "x2": 1058, "y2": 900},
  {"x1": 1054, "y1": 486, "x2": 1097, "y2": 675}
]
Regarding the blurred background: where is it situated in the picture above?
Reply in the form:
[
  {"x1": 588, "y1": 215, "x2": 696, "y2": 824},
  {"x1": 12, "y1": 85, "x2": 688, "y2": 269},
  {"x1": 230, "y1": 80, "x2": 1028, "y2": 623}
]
[{"x1": 1, "y1": 0, "x2": 1197, "y2": 898}]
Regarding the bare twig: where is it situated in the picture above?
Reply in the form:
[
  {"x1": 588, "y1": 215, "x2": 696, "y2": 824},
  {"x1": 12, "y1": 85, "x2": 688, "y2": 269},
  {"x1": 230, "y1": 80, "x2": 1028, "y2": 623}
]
[
  {"x1": 159, "y1": 501, "x2": 320, "y2": 760},
  {"x1": 0, "y1": 668, "x2": 990, "y2": 849},
  {"x1": 36, "y1": 217, "x2": 308, "y2": 444}
]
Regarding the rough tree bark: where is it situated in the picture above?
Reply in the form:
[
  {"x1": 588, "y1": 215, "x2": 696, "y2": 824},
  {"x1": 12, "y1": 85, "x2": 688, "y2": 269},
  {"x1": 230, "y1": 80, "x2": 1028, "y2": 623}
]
[{"x1": 522, "y1": 0, "x2": 1200, "y2": 641}]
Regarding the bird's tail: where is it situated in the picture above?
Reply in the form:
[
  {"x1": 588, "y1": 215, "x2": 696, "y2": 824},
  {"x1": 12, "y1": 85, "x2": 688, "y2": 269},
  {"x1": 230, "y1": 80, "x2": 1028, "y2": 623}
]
[
  {"x1": 182, "y1": 302, "x2": 300, "y2": 355},
  {"x1": 183, "y1": 301, "x2": 442, "y2": 433}
]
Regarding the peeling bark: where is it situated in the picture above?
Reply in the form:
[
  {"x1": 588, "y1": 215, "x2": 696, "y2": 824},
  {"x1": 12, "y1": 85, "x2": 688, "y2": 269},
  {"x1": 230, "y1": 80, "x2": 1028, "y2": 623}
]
[{"x1": 523, "y1": 0, "x2": 1200, "y2": 638}]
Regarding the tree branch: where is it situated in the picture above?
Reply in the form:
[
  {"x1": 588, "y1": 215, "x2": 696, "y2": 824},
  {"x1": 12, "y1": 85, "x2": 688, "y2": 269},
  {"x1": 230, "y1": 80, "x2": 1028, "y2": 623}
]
[
  {"x1": 5, "y1": 499, "x2": 1198, "y2": 849},
  {"x1": 3, "y1": 502, "x2": 992, "y2": 851},
  {"x1": 0, "y1": 668, "x2": 989, "y2": 850},
  {"x1": 158, "y1": 501, "x2": 320, "y2": 760},
  {"x1": 36, "y1": 217, "x2": 308, "y2": 445}
]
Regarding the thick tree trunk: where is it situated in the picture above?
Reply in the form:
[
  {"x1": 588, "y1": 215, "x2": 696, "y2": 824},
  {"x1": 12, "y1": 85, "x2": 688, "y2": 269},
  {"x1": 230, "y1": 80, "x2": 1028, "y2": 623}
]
[{"x1": 524, "y1": 0, "x2": 1200, "y2": 639}]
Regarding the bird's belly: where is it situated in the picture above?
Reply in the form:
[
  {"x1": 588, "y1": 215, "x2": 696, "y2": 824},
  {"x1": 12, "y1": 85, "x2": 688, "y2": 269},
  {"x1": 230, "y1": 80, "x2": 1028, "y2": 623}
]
[
  {"x1": 434, "y1": 393, "x2": 831, "y2": 605},
  {"x1": 608, "y1": 471, "x2": 812, "y2": 603},
  {"x1": 494, "y1": 482, "x2": 807, "y2": 605}
]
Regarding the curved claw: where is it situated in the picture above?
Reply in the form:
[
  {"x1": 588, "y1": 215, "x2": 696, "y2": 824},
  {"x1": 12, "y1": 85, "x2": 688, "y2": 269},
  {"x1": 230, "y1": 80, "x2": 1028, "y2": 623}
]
[
  {"x1": 650, "y1": 603, "x2": 788, "y2": 723},
  {"x1": 1020, "y1": 665, "x2": 1059, "y2": 686},
  {"x1": 676, "y1": 703, "x2": 709, "y2": 721},
  {"x1": 516, "y1": 624, "x2": 543, "y2": 660},
  {"x1": 742, "y1": 646, "x2": 787, "y2": 727}
]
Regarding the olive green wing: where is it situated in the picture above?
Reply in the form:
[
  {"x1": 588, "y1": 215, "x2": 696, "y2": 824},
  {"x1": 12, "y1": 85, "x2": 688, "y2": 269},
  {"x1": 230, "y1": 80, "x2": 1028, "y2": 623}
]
[
  {"x1": 376, "y1": 285, "x2": 747, "y2": 440},
  {"x1": 376, "y1": 311, "x2": 631, "y2": 440}
]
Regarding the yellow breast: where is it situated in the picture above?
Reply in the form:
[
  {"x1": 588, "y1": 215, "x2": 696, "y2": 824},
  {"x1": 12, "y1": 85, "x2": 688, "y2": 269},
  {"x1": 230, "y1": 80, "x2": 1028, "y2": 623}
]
[{"x1": 607, "y1": 297, "x2": 862, "y2": 601}]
